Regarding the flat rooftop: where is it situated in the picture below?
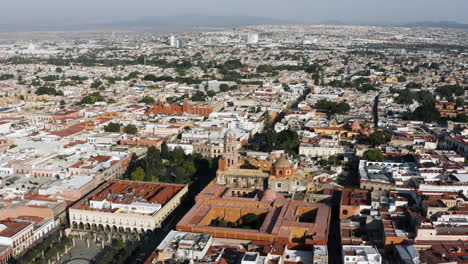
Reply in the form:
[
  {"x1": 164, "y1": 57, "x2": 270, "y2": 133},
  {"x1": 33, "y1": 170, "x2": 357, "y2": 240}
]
[{"x1": 71, "y1": 180, "x2": 185, "y2": 214}]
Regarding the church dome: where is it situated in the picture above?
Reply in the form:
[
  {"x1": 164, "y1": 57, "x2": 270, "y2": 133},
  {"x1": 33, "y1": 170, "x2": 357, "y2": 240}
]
[
  {"x1": 273, "y1": 158, "x2": 292, "y2": 168},
  {"x1": 224, "y1": 129, "x2": 236, "y2": 138},
  {"x1": 261, "y1": 188, "x2": 277, "y2": 202}
]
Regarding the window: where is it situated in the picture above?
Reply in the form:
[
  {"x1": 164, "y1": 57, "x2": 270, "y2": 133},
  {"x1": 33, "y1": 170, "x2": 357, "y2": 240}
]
[
  {"x1": 279, "y1": 170, "x2": 283, "y2": 175},
  {"x1": 276, "y1": 183, "x2": 282, "y2": 189},
  {"x1": 342, "y1": 209, "x2": 348, "y2": 215}
]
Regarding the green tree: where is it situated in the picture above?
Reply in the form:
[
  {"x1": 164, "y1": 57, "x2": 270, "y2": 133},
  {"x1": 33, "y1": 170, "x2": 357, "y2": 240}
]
[
  {"x1": 174, "y1": 167, "x2": 189, "y2": 184},
  {"x1": 35, "y1": 86, "x2": 58, "y2": 95},
  {"x1": 363, "y1": 149, "x2": 384, "y2": 162},
  {"x1": 191, "y1": 91, "x2": 206, "y2": 101},
  {"x1": 130, "y1": 167, "x2": 145, "y2": 181},
  {"x1": 455, "y1": 97, "x2": 465, "y2": 108},
  {"x1": 171, "y1": 147, "x2": 185, "y2": 166},
  {"x1": 411, "y1": 104, "x2": 440, "y2": 123},
  {"x1": 315, "y1": 99, "x2": 350, "y2": 115},
  {"x1": 124, "y1": 124, "x2": 138, "y2": 135},
  {"x1": 219, "y1": 84, "x2": 230, "y2": 92},
  {"x1": 359, "y1": 130, "x2": 393, "y2": 146},
  {"x1": 104, "y1": 122, "x2": 121, "y2": 132},
  {"x1": 90, "y1": 80, "x2": 102, "y2": 89},
  {"x1": 145, "y1": 147, "x2": 163, "y2": 181},
  {"x1": 456, "y1": 113, "x2": 468, "y2": 122},
  {"x1": 161, "y1": 142, "x2": 170, "y2": 160},
  {"x1": 138, "y1": 96, "x2": 155, "y2": 104},
  {"x1": 183, "y1": 161, "x2": 197, "y2": 179},
  {"x1": 79, "y1": 92, "x2": 105, "y2": 104},
  {"x1": 207, "y1": 90, "x2": 216, "y2": 97}
]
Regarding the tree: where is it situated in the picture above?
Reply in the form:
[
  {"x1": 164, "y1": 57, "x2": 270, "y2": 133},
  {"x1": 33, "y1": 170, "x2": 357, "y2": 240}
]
[
  {"x1": 174, "y1": 167, "x2": 189, "y2": 184},
  {"x1": 363, "y1": 149, "x2": 384, "y2": 162},
  {"x1": 35, "y1": 86, "x2": 59, "y2": 95},
  {"x1": 315, "y1": 99, "x2": 350, "y2": 115},
  {"x1": 405, "y1": 82, "x2": 423, "y2": 89},
  {"x1": 436, "y1": 85, "x2": 464, "y2": 100},
  {"x1": 104, "y1": 122, "x2": 121, "y2": 133},
  {"x1": 80, "y1": 92, "x2": 105, "y2": 104},
  {"x1": 456, "y1": 113, "x2": 468, "y2": 123},
  {"x1": 183, "y1": 161, "x2": 197, "y2": 179},
  {"x1": 138, "y1": 96, "x2": 155, "y2": 104},
  {"x1": 455, "y1": 97, "x2": 465, "y2": 108},
  {"x1": 191, "y1": 91, "x2": 206, "y2": 101},
  {"x1": 359, "y1": 130, "x2": 392, "y2": 146},
  {"x1": 90, "y1": 80, "x2": 102, "y2": 89},
  {"x1": 124, "y1": 124, "x2": 138, "y2": 135},
  {"x1": 144, "y1": 147, "x2": 163, "y2": 181},
  {"x1": 411, "y1": 104, "x2": 440, "y2": 123},
  {"x1": 171, "y1": 148, "x2": 185, "y2": 166},
  {"x1": 55, "y1": 67, "x2": 63, "y2": 73},
  {"x1": 207, "y1": 90, "x2": 216, "y2": 97},
  {"x1": 130, "y1": 167, "x2": 145, "y2": 181},
  {"x1": 161, "y1": 142, "x2": 170, "y2": 160},
  {"x1": 219, "y1": 84, "x2": 230, "y2": 92}
]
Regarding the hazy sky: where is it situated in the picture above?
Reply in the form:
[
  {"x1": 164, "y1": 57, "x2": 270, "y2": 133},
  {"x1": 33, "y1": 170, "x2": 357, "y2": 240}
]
[{"x1": 1, "y1": 0, "x2": 467, "y2": 25}]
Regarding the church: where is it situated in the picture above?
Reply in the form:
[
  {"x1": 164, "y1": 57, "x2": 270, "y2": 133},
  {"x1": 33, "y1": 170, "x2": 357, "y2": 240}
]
[{"x1": 217, "y1": 129, "x2": 313, "y2": 195}]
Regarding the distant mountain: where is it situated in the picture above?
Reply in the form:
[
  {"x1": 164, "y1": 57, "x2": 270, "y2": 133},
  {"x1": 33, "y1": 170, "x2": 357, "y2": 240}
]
[
  {"x1": 402, "y1": 21, "x2": 468, "y2": 29},
  {"x1": 0, "y1": 15, "x2": 299, "y2": 33}
]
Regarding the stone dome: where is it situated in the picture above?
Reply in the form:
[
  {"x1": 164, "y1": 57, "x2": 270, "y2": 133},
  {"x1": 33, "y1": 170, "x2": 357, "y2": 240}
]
[
  {"x1": 273, "y1": 158, "x2": 292, "y2": 168},
  {"x1": 261, "y1": 188, "x2": 277, "y2": 202},
  {"x1": 224, "y1": 129, "x2": 236, "y2": 138}
]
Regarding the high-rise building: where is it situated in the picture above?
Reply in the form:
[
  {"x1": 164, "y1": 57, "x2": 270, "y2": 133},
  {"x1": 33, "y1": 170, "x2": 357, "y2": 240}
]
[
  {"x1": 169, "y1": 36, "x2": 176, "y2": 47},
  {"x1": 247, "y1": 33, "x2": 259, "y2": 44},
  {"x1": 176, "y1": 39, "x2": 185, "y2": 49}
]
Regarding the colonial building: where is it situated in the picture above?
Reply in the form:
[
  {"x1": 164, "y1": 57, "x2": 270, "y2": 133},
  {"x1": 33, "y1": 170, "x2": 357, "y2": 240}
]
[
  {"x1": 69, "y1": 180, "x2": 188, "y2": 233},
  {"x1": 147, "y1": 99, "x2": 224, "y2": 117},
  {"x1": 176, "y1": 185, "x2": 331, "y2": 247},
  {"x1": 217, "y1": 130, "x2": 321, "y2": 195},
  {"x1": 0, "y1": 221, "x2": 34, "y2": 256}
]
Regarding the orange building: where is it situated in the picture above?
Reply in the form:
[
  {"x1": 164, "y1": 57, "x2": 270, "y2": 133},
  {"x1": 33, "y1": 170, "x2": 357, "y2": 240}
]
[
  {"x1": 176, "y1": 184, "x2": 331, "y2": 248},
  {"x1": 120, "y1": 138, "x2": 163, "y2": 149},
  {"x1": 435, "y1": 102, "x2": 458, "y2": 118},
  {"x1": 340, "y1": 189, "x2": 371, "y2": 219},
  {"x1": 147, "y1": 99, "x2": 223, "y2": 117}
]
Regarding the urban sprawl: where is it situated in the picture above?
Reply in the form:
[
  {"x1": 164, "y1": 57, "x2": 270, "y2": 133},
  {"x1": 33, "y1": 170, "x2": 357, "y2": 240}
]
[{"x1": 0, "y1": 24, "x2": 466, "y2": 264}]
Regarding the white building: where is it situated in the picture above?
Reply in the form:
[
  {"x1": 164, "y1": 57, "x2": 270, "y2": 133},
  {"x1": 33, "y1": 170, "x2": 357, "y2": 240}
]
[
  {"x1": 342, "y1": 245, "x2": 381, "y2": 264},
  {"x1": 156, "y1": 230, "x2": 212, "y2": 262},
  {"x1": 247, "y1": 33, "x2": 259, "y2": 44},
  {"x1": 169, "y1": 36, "x2": 176, "y2": 47}
]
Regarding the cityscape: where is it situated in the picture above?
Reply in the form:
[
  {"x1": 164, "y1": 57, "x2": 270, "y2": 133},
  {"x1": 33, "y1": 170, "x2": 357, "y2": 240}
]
[{"x1": 0, "y1": 2, "x2": 467, "y2": 264}]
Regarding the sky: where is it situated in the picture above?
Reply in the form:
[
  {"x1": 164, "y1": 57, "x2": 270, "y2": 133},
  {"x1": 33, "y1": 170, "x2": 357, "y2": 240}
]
[{"x1": 1, "y1": 0, "x2": 467, "y2": 26}]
